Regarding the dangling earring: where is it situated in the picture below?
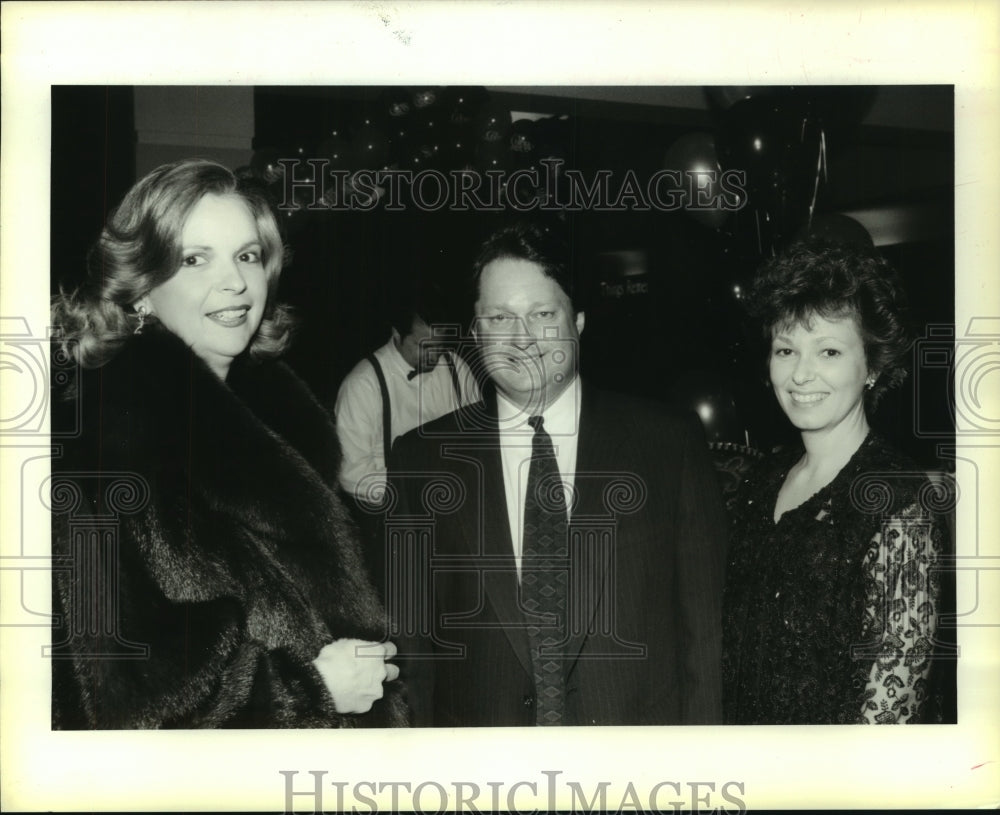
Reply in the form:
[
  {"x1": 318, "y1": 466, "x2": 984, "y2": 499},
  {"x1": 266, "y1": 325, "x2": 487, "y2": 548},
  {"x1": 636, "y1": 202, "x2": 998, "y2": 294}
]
[
  {"x1": 134, "y1": 306, "x2": 147, "y2": 335},
  {"x1": 865, "y1": 376, "x2": 875, "y2": 390}
]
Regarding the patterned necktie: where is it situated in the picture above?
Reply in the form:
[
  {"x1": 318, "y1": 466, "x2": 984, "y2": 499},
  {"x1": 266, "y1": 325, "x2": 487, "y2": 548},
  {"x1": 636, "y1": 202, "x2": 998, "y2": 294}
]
[{"x1": 521, "y1": 414, "x2": 569, "y2": 725}]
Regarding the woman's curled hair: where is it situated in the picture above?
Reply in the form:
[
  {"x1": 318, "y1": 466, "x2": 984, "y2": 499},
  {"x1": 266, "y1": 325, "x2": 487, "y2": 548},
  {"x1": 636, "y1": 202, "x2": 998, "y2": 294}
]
[
  {"x1": 746, "y1": 237, "x2": 913, "y2": 409},
  {"x1": 52, "y1": 159, "x2": 294, "y2": 370}
]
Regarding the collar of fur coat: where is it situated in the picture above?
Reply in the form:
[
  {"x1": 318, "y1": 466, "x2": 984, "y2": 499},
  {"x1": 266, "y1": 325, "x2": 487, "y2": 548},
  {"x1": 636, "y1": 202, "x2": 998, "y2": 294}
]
[{"x1": 60, "y1": 327, "x2": 386, "y2": 641}]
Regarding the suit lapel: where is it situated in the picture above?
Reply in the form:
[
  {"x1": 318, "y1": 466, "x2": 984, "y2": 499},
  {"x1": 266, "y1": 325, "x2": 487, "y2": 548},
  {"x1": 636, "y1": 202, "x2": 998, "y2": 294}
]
[
  {"x1": 449, "y1": 403, "x2": 534, "y2": 678},
  {"x1": 447, "y1": 386, "x2": 616, "y2": 679},
  {"x1": 563, "y1": 383, "x2": 614, "y2": 667}
]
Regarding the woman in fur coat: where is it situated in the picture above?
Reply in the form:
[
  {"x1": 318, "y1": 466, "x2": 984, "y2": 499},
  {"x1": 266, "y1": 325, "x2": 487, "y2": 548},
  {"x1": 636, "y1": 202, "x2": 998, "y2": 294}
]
[{"x1": 50, "y1": 159, "x2": 408, "y2": 728}]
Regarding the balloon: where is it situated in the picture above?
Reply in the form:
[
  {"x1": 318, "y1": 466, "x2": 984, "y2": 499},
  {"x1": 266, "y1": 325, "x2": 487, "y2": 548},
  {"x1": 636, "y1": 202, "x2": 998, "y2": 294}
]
[
  {"x1": 661, "y1": 132, "x2": 732, "y2": 230},
  {"x1": 795, "y1": 212, "x2": 874, "y2": 248},
  {"x1": 667, "y1": 370, "x2": 747, "y2": 446},
  {"x1": 715, "y1": 91, "x2": 825, "y2": 251},
  {"x1": 715, "y1": 94, "x2": 810, "y2": 192},
  {"x1": 411, "y1": 87, "x2": 440, "y2": 110},
  {"x1": 704, "y1": 85, "x2": 783, "y2": 112},
  {"x1": 250, "y1": 148, "x2": 286, "y2": 184},
  {"x1": 381, "y1": 87, "x2": 413, "y2": 119},
  {"x1": 806, "y1": 86, "x2": 878, "y2": 151},
  {"x1": 387, "y1": 99, "x2": 411, "y2": 118}
]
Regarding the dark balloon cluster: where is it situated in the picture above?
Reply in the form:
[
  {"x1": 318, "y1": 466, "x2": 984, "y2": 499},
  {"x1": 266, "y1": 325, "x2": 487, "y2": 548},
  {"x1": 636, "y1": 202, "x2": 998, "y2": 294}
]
[
  {"x1": 247, "y1": 87, "x2": 576, "y2": 215},
  {"x1": 664, "y1": 86, "x2": 878, "y2": 255},
  {"x1": 246, "y1": 85, "x2": 884, "y2": 448},
  {"x1": 248, "y1": 85, "x2": 879, "y2": 256}
]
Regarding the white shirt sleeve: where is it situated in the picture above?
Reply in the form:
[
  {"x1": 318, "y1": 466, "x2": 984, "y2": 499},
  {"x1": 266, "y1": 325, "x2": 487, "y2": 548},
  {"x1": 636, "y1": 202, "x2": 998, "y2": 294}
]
[{"x1": 333, "y1": 364, "x2": 386, "y2": 501}]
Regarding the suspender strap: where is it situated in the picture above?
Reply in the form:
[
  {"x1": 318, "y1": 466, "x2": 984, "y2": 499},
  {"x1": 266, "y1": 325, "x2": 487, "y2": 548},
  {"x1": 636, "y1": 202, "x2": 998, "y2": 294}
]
[
  {"x1": 366, "y1": 353, "x2": 392, "y2": 462},
  {"x1": 447, "y1": 351, "x2": 462, "y2": 406}
]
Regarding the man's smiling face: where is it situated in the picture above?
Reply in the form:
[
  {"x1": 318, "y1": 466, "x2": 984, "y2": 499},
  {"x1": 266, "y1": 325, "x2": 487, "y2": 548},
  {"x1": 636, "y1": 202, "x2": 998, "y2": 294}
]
[{"x1": 474, "y1": 256, "x2": 584, "y2": 413}]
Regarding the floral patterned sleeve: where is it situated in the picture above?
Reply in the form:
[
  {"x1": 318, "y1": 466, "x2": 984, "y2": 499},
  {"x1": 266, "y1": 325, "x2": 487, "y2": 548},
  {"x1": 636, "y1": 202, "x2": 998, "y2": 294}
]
[{"x1": 858, "y1": 501, "x2": 943, "y2": 723}]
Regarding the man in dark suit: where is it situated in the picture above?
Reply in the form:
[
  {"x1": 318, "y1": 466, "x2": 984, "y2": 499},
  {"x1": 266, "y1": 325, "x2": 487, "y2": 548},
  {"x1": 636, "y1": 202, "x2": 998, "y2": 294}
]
[{"x1": 387, "y1": 219, "x2": 726, "y2": 726}]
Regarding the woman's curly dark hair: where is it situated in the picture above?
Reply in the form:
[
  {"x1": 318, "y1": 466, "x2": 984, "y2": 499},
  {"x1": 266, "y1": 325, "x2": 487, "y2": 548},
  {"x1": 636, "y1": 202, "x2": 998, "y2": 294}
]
[{"x1": 746, "y1": 237, "x2": 913, "y2": 410}]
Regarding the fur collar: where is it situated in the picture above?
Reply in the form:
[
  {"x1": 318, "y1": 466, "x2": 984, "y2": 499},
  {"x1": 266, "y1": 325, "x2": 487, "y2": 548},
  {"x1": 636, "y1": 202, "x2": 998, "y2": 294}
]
[
  {"x1": 73, "y1": 328, "x2": 341, "y2": 482},
  {"x1": 54, "y1": 330, "x2": 409, "y2": 727},
  {"x1": 67, "y1": 328, "x2": 385, "y2": 641}
]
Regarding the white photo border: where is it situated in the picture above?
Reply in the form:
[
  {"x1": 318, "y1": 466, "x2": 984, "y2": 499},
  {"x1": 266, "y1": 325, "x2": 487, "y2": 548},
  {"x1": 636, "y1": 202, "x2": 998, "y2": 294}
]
[{"x1": 2, "y1": 2, "x2": 998, "y2": 811}]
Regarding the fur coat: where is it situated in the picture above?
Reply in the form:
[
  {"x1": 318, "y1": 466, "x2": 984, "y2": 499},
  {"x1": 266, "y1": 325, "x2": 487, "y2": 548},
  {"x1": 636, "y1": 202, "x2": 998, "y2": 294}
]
[{"x1": 50, "y1": 329, "x2": 409, "y2": 728}]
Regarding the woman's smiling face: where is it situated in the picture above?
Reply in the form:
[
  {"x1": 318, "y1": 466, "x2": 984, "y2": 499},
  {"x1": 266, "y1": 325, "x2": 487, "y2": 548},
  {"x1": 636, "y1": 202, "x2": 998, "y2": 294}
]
[
  {"x1": 769, "y1": 311, "x2": 871, "y2": 436},
  {"x1": 138, "y1": 193, "x2": 268, "y2": 380}
]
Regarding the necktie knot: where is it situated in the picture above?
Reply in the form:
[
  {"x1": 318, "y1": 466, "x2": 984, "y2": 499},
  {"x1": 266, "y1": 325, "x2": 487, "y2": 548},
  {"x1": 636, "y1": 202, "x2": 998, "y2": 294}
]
[{"x1": 528, "y1": 415, "x2": 544, "y2": 432}]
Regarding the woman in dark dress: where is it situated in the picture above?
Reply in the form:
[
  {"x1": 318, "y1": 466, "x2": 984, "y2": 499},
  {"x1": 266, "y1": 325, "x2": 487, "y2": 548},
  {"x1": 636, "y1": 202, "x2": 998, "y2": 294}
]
[
  {"x1": 50, "y1": 159, "x2": 408, "y2": 728},
  {"x1": 723, "y1": 239, "x2": 947, "y2": 724}
]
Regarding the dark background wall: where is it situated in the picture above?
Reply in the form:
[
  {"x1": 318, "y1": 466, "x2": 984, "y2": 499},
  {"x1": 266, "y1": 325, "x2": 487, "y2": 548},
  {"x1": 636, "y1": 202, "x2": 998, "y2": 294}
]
[{"x1": 50, "y1": 85, "x2": 955, "y2": 465}]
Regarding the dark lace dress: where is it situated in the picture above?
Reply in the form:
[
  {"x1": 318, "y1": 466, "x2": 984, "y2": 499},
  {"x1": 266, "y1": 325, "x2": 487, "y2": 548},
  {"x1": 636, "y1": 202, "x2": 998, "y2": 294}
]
[{"x1": 723, "y1": 433, "x2": 946, "y2": 724}]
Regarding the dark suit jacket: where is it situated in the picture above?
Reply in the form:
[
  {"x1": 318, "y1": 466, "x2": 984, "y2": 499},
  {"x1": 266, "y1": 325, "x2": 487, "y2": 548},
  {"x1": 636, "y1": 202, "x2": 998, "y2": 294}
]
[{"x1": 386, "y1": 382, "x2": 726, "y2": 726}]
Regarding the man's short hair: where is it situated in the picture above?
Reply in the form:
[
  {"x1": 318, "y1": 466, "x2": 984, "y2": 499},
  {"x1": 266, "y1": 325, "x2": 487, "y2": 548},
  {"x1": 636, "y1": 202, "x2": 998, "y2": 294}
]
[
  {"x1": 389, "y1": 287, "x2": 432, "y2": 338},
  {"x1": 470, "y1": 218, "x2": 578, "y2": 311}
]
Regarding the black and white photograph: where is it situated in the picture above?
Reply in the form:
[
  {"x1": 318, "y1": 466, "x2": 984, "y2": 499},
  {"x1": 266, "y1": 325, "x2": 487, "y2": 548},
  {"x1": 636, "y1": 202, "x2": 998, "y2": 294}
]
[{"x1": 2, "y1": 3, "x2": 998, "y2": 812}]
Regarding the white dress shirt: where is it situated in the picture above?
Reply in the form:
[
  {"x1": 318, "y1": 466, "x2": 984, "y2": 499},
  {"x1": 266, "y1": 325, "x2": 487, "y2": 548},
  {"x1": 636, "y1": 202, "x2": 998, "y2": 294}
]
[
  {"x1": 335, "y1": 338, "x2": 479, "y2": 500},
  {"x1": 496, "y1": 377, "x2": 582, "y2": 578}
]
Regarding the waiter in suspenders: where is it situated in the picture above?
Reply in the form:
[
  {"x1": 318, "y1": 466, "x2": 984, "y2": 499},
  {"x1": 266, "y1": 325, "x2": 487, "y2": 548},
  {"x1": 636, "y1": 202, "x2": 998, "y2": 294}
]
[{"x1": 334, "y1": 286, "x2": 480, "y2": 592}]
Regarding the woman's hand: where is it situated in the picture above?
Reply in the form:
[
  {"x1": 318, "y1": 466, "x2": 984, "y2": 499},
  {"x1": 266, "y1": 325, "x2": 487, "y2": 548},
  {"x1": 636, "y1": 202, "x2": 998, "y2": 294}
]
[{"x1": 312, "y1": 639, "x2": 399, "y2": 714}]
